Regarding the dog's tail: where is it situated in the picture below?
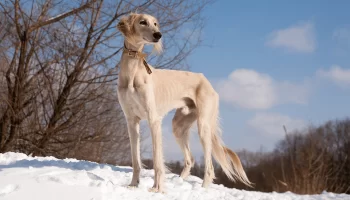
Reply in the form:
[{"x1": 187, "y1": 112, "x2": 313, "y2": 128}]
[{"x1": 211, "y1": 116, "x2": 253, "y2": 187}]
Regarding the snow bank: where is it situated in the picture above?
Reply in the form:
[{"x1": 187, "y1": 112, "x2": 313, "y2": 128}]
[{"x1": 0, "y1": 152, "x2": 348, "y2": 200}]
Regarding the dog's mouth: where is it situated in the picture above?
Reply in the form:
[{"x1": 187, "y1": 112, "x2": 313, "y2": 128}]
[{"x1": 143, "y1": 37, "x2": 159, "y2": 43}]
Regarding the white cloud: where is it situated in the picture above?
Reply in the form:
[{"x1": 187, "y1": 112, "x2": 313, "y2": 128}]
[
  {"x1": 216, "y1": 69, "x2": 309, "y2": 110},
  {"x1": 217, "y1": 69, "x2": 276, "y2": 109},
  {"x1": 266, "y1": 22, "x2": 316, "y2": 53},
  {"x1": 316, "y1": 65, "x2": 350, "y2": 87},
  {"x1": 248, "y1": 113, "x2": 306, "y2": 137}
]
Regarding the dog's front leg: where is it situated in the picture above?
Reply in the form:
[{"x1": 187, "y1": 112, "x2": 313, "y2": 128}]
[
  {"x1": 148, "y1": 116, "x2": 165, "y2": 193},
  {"x1": 126, "y1": 116, "x2": 142, "y2": 187}
]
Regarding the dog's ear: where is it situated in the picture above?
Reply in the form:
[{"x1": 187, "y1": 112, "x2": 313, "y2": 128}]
[{"x1": 117, "y1": 14, "x2": 137, "y2": 37}]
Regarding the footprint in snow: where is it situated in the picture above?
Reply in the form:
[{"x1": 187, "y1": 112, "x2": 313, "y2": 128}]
[{"x1": 86, "y1": 172, "x2": 105, "y2": 181}]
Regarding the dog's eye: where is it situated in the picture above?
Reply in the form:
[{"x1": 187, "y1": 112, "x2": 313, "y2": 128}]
[
  {"x1": 154, "y1": 23, "x2": 157, "y2": 26},
  {"x1": 139, "y1": 20, "x2": 148, "y2": 26}
]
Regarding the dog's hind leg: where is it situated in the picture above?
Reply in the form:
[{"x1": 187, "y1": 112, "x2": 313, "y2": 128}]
[
  {"x1": 196, "y1": 87, "x2": 218, "y2": 188},
  {"x1": 197, "y1": 118, "x2": 215, "y2": 188},
  {"x1": 172, "y1": 107, "x2": 197, "y2": 179}
]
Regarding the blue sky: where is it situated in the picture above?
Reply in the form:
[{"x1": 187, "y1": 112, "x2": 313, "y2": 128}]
[{"x1": 144, "y1": 0, "x2": 350, "y2": 161}]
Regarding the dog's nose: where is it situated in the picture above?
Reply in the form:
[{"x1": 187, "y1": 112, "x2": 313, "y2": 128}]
[{"x1": 153, "y1": 32, "x2": 162, "y2": 40}]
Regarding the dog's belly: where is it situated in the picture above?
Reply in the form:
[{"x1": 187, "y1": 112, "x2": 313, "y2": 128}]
[{"x1": 156, "y1": 99, "x2": 187, "y2": 117}]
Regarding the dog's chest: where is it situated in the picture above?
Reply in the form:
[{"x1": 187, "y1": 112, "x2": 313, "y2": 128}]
[{"x1": 117, "y1": 75, "x2": 150, "y2": 119}]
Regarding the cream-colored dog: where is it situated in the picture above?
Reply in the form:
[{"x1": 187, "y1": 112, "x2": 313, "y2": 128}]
[{"x1": 116, "y1": 13, "x2": 252, "y2": 193}]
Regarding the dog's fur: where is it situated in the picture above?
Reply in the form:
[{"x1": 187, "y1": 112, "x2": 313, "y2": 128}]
[{"x1": 116, "y1": 13, "x2": 252, "y2": 193}]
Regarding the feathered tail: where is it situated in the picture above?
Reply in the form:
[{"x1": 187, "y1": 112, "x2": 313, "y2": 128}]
[{"x1": 211, "y1": 117, "x2": 253, "y2": 187}]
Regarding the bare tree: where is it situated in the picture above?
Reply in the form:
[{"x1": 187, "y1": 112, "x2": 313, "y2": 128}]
[{"x1": 0, "y1": 0, "x2": 211, "y2": 164}]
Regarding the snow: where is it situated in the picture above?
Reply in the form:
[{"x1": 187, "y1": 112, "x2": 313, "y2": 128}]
[{"x1": 0, "y1": 152, "x2": 349, "y2": 200}]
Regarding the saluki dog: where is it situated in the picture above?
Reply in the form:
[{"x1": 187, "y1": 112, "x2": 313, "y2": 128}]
[{"x1": 116, "y1": 13, "x2": 252, "y2": 193}]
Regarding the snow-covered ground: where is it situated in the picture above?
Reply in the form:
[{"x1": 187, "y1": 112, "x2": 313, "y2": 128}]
[{"x1": 0, "y1": 152, "x2": 349, "y2": 200}]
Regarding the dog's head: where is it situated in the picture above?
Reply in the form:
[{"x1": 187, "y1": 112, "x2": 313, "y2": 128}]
[{"x1": 117, "y1": 13, "x2": 162, "y2": 53}]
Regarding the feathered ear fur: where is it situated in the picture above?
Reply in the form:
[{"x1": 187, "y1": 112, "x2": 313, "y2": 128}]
[{"x1": 117, "y1": 13, "x2": 137, "y2": 37}]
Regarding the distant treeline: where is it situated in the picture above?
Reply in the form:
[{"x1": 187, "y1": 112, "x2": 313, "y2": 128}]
[{"x1": 142, "y1": 118, "x2": 350, "y2": 194}]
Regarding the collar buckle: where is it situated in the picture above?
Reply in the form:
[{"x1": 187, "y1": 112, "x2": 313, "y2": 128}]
[{"x1": 127, "y1": 51, "x2": 136, "y2": 57}]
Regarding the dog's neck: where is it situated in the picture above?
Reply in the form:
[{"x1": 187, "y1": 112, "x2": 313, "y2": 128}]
[
  {"x1": 124, "y1": 40, "x2": 144, "y2": 53},
  {"x1": 121, "y1": 40, "x2": 152, "y2": 75},
  {"x1": 118, "y1": 40, "x2": 153, "y2": 88},
  {"x1": 123, "y1": 41, "x2": 147, "y2": 60}
]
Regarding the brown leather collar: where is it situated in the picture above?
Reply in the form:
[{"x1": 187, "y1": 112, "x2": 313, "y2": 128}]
[{"x1": 123, "y1": 43, "x2": 152, "y2": 74}]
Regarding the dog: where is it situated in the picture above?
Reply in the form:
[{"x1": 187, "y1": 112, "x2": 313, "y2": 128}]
[{"x1": 116, "y1": 13, "x2": 252, "y2": 193}]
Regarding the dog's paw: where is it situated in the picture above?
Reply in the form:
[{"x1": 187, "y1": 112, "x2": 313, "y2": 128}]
[
  {"x1": 127, "y1": 179, "x2": 139, "y2": 188},
  {"x1": 148, "y1": 187, "x2": 165, "y2": 194},
  {"x1": 127, "y1": 182, "x2": 139, "y2": 189},
  {"x1": 127, "y1": 185, "x2": 137, "y2": 189}
]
